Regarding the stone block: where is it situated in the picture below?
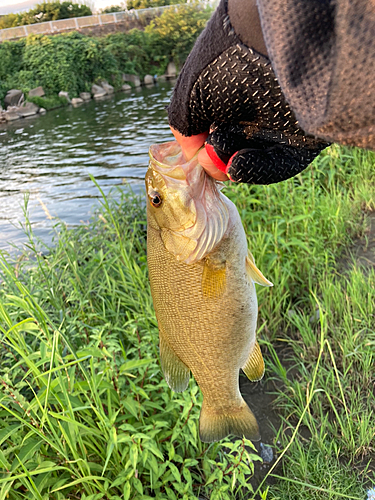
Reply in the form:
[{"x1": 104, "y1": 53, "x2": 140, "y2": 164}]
[
  {"x1": 19, "y1": 102, "x2": 39, "y2": 117},
  {"x1": 144, "y1": 74, "x2": 154, "y2": 85},
  {"x1": 58, "y1": 91, "x2": 71, "y2": 103},
  {"x1": 122, "y1": 74, "x2": 141, "y2": 87},
  {"x1": 28, "y1": 86, "x2": 45, "y2": 98},
  {"x1": 122, "y1": 84, "x2": 131, "y2": 92},
  {"x1": 4, "y1": 89, "x2": 24, "y2": 109},
  {"x1": 166, "y1": 61, "x2": 177, "y2": 78},
  {"x1": 91, "y1": 84, "x2": 107, "y2": 98},
  {"x1": 101, "y1": 82, "x2": 114, "y2": 94},
  {"x1": 39, "y1": 108, "x2": 47, "y2": 114},
  {"x1": 5, "y1": 112, "x2": 20, "y2": 122},
  {"x1": 71, "y1": 97, "x2": 84, "y2": 106},
  {"x1": 80, "y1": 92, "x2": 91, "y2": 101}
]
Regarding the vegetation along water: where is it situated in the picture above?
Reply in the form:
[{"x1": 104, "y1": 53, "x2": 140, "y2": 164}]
[
  {"x1": 0, "y1": 1, "x2": 374, "y2": 498},
  {"x1": 0, "y1": 1, "x2": 212, "y2": 104},
  {"x1": 0, "y1": 141, "x2": 374, "y2": 498}
]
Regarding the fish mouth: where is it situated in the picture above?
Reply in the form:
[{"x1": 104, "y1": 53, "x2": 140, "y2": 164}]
[{"x1": 149, "y1": 141, "x2": 201, "y2": 182}]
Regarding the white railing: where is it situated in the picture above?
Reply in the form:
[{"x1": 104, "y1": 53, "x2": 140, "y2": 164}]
[{"x1": 0, "y1": 4, "x2": 191, "y2": 42}]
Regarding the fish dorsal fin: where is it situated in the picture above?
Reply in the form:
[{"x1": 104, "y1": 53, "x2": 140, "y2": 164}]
[
  {"x1": 202, "y1": 260, "x2": 226, "y2": 299},
  {"x1": 246, "y1": 252, "x2": 273, "y2": 287},
  {"x1": 242, "y1": 341, "x2": 265, "y2": 382}
]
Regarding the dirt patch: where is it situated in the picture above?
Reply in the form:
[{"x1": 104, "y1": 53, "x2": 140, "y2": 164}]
[
  {"x1": 340, "y1": 211, "x2": 375, "y2": 272},
  {"x1": 240, "y1": 373, "x2": 281, "y2": 491}
]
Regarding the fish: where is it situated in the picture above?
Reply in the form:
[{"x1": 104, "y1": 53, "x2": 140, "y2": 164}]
[{"x1": 146, "y1": 141, "x2": 273, "y2": 443}]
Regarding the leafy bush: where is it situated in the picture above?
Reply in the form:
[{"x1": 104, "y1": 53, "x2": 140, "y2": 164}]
[
  {"x1": 105, "y1": 30, "x2": 158, "y2": 77},
  {"x1": 127, "y1": 0, "x2": 184, "y2": 9},
  {"x1": 100, "y1": 4, "x2": 125, "y2": 13},
  {"x1": 145, "y1": 1, "x2": 211, "y2": 67},
  {"x1": 27, "y1": 94, "x2": 69, "y2": 109},
  {"x1": 0, "y1": 3, "x2": 211, "y2": 104},
  {"x1": 23, "y1": 32, "x2": 119, "y2": 96},
  {"x1": 0, "y1": 1, "x2": 92, "y2": 29}
]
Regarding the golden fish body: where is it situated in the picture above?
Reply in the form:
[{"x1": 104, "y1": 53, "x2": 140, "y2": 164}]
[{"x1": 146, "y1": 141, "x2": 272, "y2": 443}]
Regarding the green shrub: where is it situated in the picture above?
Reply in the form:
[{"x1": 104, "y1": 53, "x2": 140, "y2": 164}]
[
  {"x1": 127, "y1": 0, "x2": 183, "y2": 10},
  {"x1": 145, "y1": 2, "x2": 212, "y2": 67},
  {"x1": 105, "y1": 30, "x2": 157, "y2": 78},
  {"x1": 100, "y1": 4, "x2": 125, "y2": 13},
  {"x1": 0, "y1": 3, "x2": 211, "y2": 103},
  {"x1": 23, "y1": 32, "x2": 119, "y2": 96},
  {"x1": 27, "y1": 94, "x2": 69, "y2": 109}
]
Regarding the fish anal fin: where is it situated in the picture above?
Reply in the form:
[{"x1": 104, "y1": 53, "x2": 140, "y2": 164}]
[
  {"x1": 159, "y1": 333, "x2": 190, "y2": 392},
  {"x1": 242, "y1": 341, "x2": 265, "y2": 382},
  {"x1": 199, "y1": 399, "x2": 260, "y2": 443},
  {"x1": 246, "y1": 253, "x2": 273, "y2": 287},
  {"x1": 202, "y1": 260, "x2": 226, "y2": 299}
]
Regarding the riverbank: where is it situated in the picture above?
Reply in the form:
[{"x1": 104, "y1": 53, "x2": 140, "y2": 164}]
[
  {"x1": 0, "y1": 144, "x2": 374, "y2": 498},
  {"x1": 0, "y1": 84, "x2": 174, "y2": 252},
  {"x1": 0, "y1": 2, "x2": 211, "y2": 106}
]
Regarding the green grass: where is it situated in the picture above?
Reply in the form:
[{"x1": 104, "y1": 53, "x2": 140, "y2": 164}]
[{"x1": 0, "y1": 144, "x2": 374, "y2": 499}]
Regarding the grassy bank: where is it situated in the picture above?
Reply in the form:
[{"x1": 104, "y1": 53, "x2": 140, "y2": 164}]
[
  {"x1": 0, "y1": 144, "x2": 374, "y2": 499},
  {"x1": 0, "y1": 2, "x2": 211, "y2": 105}
]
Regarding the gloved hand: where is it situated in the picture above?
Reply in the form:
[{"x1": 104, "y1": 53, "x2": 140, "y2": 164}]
[{"x1": 167, "y1": 0, "x2": 329, "y2": 184}]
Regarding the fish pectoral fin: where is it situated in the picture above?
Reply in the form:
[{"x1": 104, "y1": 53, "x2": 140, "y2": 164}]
[
  {"x1": 202, "y1": 260, "x2": 226, "y2": 299},
  {"x1": 246, "y1": 253, "x2": 273, "y2": 287},
  {"x1": 242, "y1": 341, "x2": 265, "y2": 382},
  {"x1": 199, "y1": 398, "x2": 260, "y2": 443},
  {"x1": 161, "y1": 229, "x2": 197, "y2": 262},
  {"x1": 159, "y1": 333, "x2": 190, "y2": 392}
]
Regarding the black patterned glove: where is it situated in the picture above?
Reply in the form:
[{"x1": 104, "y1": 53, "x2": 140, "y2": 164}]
[{"x1": 167, "y1": 0, "x2": 329, "y2": 184}]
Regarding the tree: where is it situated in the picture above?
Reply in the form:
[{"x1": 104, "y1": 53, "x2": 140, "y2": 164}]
[
  {"x1": 126, "y1": 0, "x2": 184, "y2": 10},
  {"x1": 0, "y1": 1, "x2": 92, "y2": 29},
  {"x1": 144, "y1": 2, "x2": 211, "y2": 67},
  {"x1": 100, "y1": 5, "x2": 125, "y2": 13}
]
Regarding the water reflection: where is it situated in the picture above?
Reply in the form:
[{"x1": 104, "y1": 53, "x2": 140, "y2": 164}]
[{"x1": 0, "y1": 82, "x2": 174, "y2": 251}]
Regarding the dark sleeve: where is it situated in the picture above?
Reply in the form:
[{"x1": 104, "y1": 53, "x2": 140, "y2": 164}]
[{"x1": 256, "y1": 0, "x2": 375, "y2": 150}]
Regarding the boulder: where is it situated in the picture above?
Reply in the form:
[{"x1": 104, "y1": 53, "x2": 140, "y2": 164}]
[
  {"x1": 122, "y1": 84, "x2": 131, "y2": 92},
  {"x1": 39, "y1": 107, "x2": 47, "y2": 114},
  {"x1": 18, "y1": 101, "x2": 39, "y2": 117},
  {"x1": 91, "y1": 84, "x2": 107, "y2": 98},
  {"x1": 100, "y1": 81, "x2": 114, "y2": 94},
  {"x1": 144, "y1": 74, "x2": 154, "y2": 85},
  {"x1": 58, "y1": 91, "x2": 71, "y2": 103},
  {"x1": 5, "y1": 112, "x2": 20, "y2": 122},
  {"x1": 122, "y1": 74, "x2": 141, "y2": 88},
  {"x1": 71, "y1": 97, "x2": 84, "y2": 106},
  {"x1": 80, "y1": 92, "x2": 91, "y2": 101},
  {"x1": 4, "y1": 89, "x2": 24, "y2": 109},
  {"x1": 28, "y1": 86, "x2": 45, "y2": 98},
  {"x1": 166, "y1": 61, "x2": 177, "y2": 78}
]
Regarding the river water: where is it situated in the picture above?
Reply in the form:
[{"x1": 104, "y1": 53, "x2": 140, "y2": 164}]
[{"x1": 0, "y1": 82, "x2": 174, "y2": 252}]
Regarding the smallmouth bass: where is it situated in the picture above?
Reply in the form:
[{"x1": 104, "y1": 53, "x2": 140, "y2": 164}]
[{"x1": 146, "y1": 141, "x2": 272, "y2": 443}]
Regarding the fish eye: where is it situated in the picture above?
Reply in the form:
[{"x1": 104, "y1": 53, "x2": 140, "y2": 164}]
[{"x1": 149, "y1": 191, "x2": 163, "y2": 208}]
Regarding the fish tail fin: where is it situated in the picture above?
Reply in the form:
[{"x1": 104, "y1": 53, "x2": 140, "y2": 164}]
[{"x1": 199, "y1": 399, "x2": 260, "y2": 443}]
